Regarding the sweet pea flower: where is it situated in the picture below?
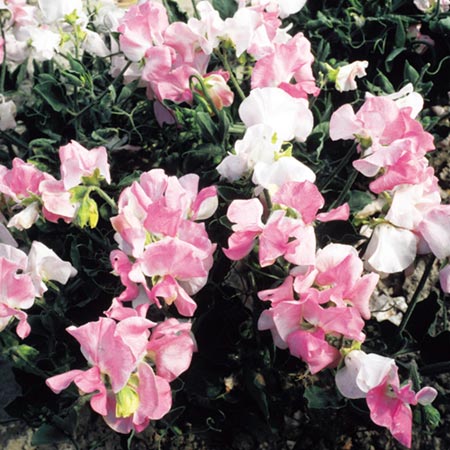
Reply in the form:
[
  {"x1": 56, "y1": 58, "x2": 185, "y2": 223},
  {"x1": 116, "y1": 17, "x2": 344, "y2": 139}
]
[
  {"x1": 247, "y1": 0, "x2": 307, "y2": 18},
  {"x1": 336, "y1": 350, "x2": 437, "y2": 448},
  {"x1": 223, "y1": 197, "x2": 316, "y2": 267},
  {"x1": 118, "y1": 0, "x2": 168, "y2": 61},
  {"x1": 0, "y1": 96, "x2": 17, "y2": 131},
  {"x1": 195, "y1": 71, "x2": 234, "y2": 111},
  {"x1": 26, "y1": 241, "x2": 77, "y2": 296},
  {"x1": 414, "y1": 0, "x2": 450, "y2": 12},
  {"x1": 38, "y1": 0, "x2": 84, "y2": 23},
  {"x1": 363, "y1": 224, "x2": 418, "y2": 273},
  {"x1": 251, "y1": 33, "x2": 320, "y2": 99},
  {"x1": 40, "y1": 178, "x2": 77, "y2": 224},
  {"x1": 59, "y1": 140, "x2": 111, "y2": 190},
  {"x1": 0, "y1": 244, "x2": 36, "y2": 339},
  {"x1": 258, "y1": 296, "x2": 365, "y2": 373},
  {"x1": 224, "y1": 5, "x2": 280, "y2": 58},
  {"x1": 46, "y1": 317, "x2": 173, "y2": 434},
  {"x1": 217, "y1": 124, "x2": 284, "y2": 182},
  {"x1": 187, "y1": 1, "x2": 226, "y2": 54},
  {"x1": 335, "y1": 60, "x2": 368, "y2": 92},
  {"x1": 239, "y1": 87, "x2": 313, "y2": 142}
]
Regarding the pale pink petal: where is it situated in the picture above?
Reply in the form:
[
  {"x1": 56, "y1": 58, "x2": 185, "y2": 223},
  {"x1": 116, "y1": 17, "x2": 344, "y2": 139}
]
[
  {"x1": 287, "y1": 328, "x2": 341, "y2": 373},
  {"x1": 316, "y1": 203, "x2": 350, "y2": 222}
]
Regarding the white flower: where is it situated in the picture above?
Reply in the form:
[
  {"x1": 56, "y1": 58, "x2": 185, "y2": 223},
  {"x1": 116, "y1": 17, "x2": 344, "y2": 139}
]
[
  {"x1": 252, "y1": 156, "x2": 316, "y2": 191},
  {"x1": 364, "y1": 224, "x2": 418, "y2": 273},
  {"x1": 335, "y1": 60, "x2": 368, "y2": 92},
  {"x1": 26, "y1": 241, "x2": 77, "y2": 296},
  {"x1": 38, "y1": 0, "x2": 84, "y2": 23},
  {"x1": 7, "y1": 202, "x2": 40, "y2": 231},
  {"x1": 239, "y1": 87, "x2": 313, "y2": 142},
  {"x1": 0, "y1": 96, "x2": 17, "y2": 131}
]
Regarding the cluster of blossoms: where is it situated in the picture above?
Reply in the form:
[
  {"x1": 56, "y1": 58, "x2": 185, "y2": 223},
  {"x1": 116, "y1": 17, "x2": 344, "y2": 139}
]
[
  {"x1": 108, "y1": 168, "x2": 218, "y2": 318},
  {"x1": 0, "y1": 140, "x2": 110, "y2": 229},
  {"x1": 0, "y1": 0, "x2": 127, "y2": 131},
  {"x1": 45, "y1": 167, "x2": 214, "y2": 432},
  {"x1": 223, "y1": 180, "x2": 374, "y2": 372},
  {"x1": 330, "y1": 86, "x2": 450, "y2": 285},
  {"x1": 0, "y1": 240, "x2": 76, "y2": 338},
  {"x1": 115, "y1": 0, "x2": 234, "y2": 109},
  {"x1": 0, "y1": 0, "x2": 444, "y2": 446},
  {"x1": 0, "y1": 0, "x2": 115, "y2": 71},
  {"x1": 47, "y1": 316, "x2": 196, "y2": 433}
]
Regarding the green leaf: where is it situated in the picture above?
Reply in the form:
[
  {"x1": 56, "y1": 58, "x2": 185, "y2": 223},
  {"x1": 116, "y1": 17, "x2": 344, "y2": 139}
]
[
  {"x1": 374, "y1": 70, "x2": 395, "y2": 93},
  {"x1": 304, "y1": 385, "x2": 345, "y2": 409},
  {"x1": 212, "y1": 0, "x2": 238, "y2": 19},
  {"x1": 29, "y1": 138, "x2": 58, "y2": 155},
  {"x1": 403, "y1": 61, "x2": 420, "y2": 85},
  {"x1": 384, "y1": 47, "x2": 405, "y2": 72},
  {"x1": 115, "y1": 170, "x2": 142, "y2": 189},
  {"x1": 394, "y1": 18, "x2": 406, "y2": 48},
  {"x1": 423, "y1": 404, "x2": 441, "y2": 429},
  {"x1": 195, "y1": 111, "x2": 219, "y2": 143},
  {"x1": 31, "y1": 424, "x2": 70, "y2": 446},
  {"x1": 348, "y1": 190, "x2": 374, "y2": 213},
  {"x1": 436, "y1": 16, "x2": 450, "y2": 33},
  {"x1": 33, "y1": 74, "x2": 68, "y2": 112},
  {"x1": 70, "y1": 186, "x2": 89, "y2": 203}
]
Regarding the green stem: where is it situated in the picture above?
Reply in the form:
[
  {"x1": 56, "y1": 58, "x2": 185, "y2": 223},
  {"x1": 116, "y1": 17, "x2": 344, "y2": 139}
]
[
  {"x1": 216, "y1": 49, "x2": 246, "y2": 102},
  {"x1": 190, "y1": 0, "x2": 200, "y2": 18},
  {"x1": 319, "y1": 143, "x2": 357, "y2": 191},
  {"x1": 328, "y1": 168, "x2": 358, "y2": 211},
  {"x1": 67, "y1": 61, "x2": 132, "y2": 125},
  {"x1": 91, "y1": 186, "x2": 117, "y2": 211},
  {"x1": 0, "y1": 130, "x2": 29, "y2": 152},
  {"x1": 398, "y1": 256, "x2": 436, "y2": 337},
  {"x1": 228, "y1": 123, "x2": 246, "y2": 135},
  {"x1": 263, "y1": 188, "x2": 273, "y2": 212},
  {"x1": 189, "y1": 74, "x2": 221, "y2": 118}
]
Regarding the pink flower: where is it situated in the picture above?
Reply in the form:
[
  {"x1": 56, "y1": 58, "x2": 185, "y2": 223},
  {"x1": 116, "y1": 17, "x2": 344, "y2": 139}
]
[
  {"x1": 142, "y1": 46, "x2": 202, "y2": 104},
  {"x1": 0, "y1": 250, "x2": 36, "y2": 338},
  {"x1": 287, "y1": 328, "x2": 341, "y2": 373},
  {"x1": 0, "y1": 158, "x2": 49, "y2": 202},
  {"x1": 46, "y1": 317, "x2": 173, "y2": 434},
  {"x1": 146, "y1": 318, "x2": 196, "y2": 382},
  {"x1": 59, "y1": 140, "x2": 111, "y2": 190},
  {"x1": 224, "y1": 5, "x2": 281, "y2": 58},
  {"x1": 223, "y1": 197, "x2": 316, "y2": 266},
  {"x1": 138, "y1": 237, "x2": 209, "y2": 316},
  {"x1": 251, "y1": 33, "x2": 320, "y2": 99},
  {"x1": 40, "y1": 179, "x2": 77, "y2": 224},
  {"x1": 336, "y1": 350, "x2": 438, "y2": 448},
  {"x1": 118, "y1": 1, "x2": 168, "y2": 61}
]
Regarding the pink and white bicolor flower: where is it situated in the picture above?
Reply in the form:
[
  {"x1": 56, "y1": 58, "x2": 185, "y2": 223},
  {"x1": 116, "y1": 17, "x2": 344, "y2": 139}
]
[
  {"x1": 336, "y1": 350, "x2": 437, "y2": 448},
  {"x1": 46, "y1": 317, "x2": 174, "y2": 434}
]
